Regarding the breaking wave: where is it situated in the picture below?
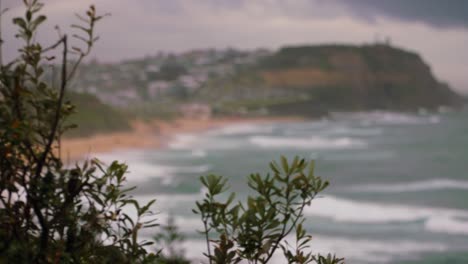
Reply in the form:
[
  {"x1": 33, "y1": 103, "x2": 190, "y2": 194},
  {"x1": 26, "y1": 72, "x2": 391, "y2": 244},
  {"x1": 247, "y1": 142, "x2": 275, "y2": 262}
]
[
  {"x1": 208, "y1": 123, "x2": 274, "y2": 136},
  {"x1": 249, "y1": 136, "x2": 367, "y2": 149},
  {"x1": 330, "y1": 111, "x2": 440, "y2": 126},
  {"x1": 179, "y1": 235, "x2": 447, "y2": 264},
  {"x1": 305, "y1": 196, "x2": 468, "y2": 235},
  {"x1": 347, "y1": 179, "x2": 468, "y2": 193}
]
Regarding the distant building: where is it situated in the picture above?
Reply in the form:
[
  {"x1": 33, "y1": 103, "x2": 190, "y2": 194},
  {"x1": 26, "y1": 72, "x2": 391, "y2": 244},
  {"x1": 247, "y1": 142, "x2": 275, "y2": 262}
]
[
  {"x1": 178, "y1": 75, "x2": 201, "y2": 92},
  {"x1": 148, "y1": 81, "x2": 171, "y2": 98},
  {"x1": 179, "y1": 103, "x2": 212, "y2": 119}
]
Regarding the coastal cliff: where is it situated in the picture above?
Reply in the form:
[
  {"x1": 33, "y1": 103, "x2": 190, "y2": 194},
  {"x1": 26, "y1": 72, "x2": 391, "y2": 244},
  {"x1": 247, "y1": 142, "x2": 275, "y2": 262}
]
[{"x1": 197, "y1": 44, "x2": 463, "y2": 116}]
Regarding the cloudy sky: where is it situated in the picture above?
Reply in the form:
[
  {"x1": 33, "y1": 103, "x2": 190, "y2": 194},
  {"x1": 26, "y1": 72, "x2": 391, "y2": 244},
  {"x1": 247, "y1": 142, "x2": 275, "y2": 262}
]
[{"x1": 2, "y1": 0, "x2": 468, "y2": 94}]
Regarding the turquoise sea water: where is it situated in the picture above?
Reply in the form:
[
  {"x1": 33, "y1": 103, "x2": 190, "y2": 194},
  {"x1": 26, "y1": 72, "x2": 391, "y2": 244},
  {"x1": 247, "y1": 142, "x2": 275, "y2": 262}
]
[{"x1": 96, "y1": 107, "x2": 468, "y2": 263}]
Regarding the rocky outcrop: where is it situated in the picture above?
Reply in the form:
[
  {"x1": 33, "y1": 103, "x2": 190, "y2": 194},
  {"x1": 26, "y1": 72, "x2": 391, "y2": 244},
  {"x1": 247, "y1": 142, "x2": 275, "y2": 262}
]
[{"x1": 201, "y1": 44, "x2": 463, "y2": 116}]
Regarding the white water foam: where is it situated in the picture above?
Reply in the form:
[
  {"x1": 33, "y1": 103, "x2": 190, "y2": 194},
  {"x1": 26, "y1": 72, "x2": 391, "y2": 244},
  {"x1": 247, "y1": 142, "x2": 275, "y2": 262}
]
[
  {"x1": 305, "y1": 196, "x2": 468, "y2": 235},
  {"x1": 131, "y1": 193, "x2": 459, "y2": 263},
  {"x1": 191, "y1": 149, "x2": 207, "y2": 157},
  {"x1": 86, "y1": 152, "x2": 174, "y2": 184},
  {"x1": 169, "y1": 133, "x2": 243, "y2": 150},
  {"x1": 127, "y1": 163, "x2": 210, "y2": 184},
  {"x1": 250, "y1": 136, "x2": 367, "y2": 149},
  {"x1": 331, "y1": 111, "x2": 441, "y2": 126},
  {"x1": 348, "y1": 179, "x2": 468, "y2": 193},
  {"x1": 208, "y1": 123, "x2": 274, "y2": 136},
  {"x1": 328, "y1": 126, "x2": 383, "y2": 137},
  {"x1": 305, "y1": 236, "x2": 447, "y2": 263},
  {"x1": 323, "y1": 150, "x2": 396, "y2": 161},
  {"x1": 135, "y1": 187, "x2": 205, "y2": 209},
  {"x1": 180, "y1": 235, "x2": 447, "y2": 264},
  {"x1": 168, "y1": 134, "x2": 199, "y2": 150},
  {"x1": 91, "y1": 150, "x2": 211, "y2": 184}
]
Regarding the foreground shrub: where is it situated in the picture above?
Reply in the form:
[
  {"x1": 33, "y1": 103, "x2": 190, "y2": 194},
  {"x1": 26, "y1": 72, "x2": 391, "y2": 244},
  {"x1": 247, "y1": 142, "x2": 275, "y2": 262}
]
[
  {"x1": 0, "y1": 1, "x2": 157, "y2": 263},
  {"x1": 195, "y1": 157, "x2": 344, "y2": 264}
]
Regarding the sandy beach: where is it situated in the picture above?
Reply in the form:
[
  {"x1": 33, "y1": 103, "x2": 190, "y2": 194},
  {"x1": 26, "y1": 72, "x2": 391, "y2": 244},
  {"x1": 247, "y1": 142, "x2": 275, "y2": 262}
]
[{"x1": 60, "y1": 116, "x2": 303, "y2": 161}]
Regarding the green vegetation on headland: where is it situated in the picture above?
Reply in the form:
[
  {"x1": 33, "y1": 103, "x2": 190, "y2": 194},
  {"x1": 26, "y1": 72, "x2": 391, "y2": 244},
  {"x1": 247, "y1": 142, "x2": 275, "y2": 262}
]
[
  {"x1": 70, "y1": 44, "x2": 464, "y2": 124},
  {"x1": 198, "y1": 44, "x2": 464, "y2": 116},
  {"x1": 65, "y1": 91, "x2": 131, "y2": 138}
]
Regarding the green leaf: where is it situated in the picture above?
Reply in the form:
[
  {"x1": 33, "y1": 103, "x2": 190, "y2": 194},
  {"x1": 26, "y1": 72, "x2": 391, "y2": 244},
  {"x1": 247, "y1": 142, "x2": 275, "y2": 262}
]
[
  {"x1": 71, "y1": 24, "x2": 90, "y2": 34},
  {"x1": 227, "y1": 192, "x2": 236, "y2": 205},
  {"x1": 26, "y1": 10, "x2": 32, "y2": 21},
  {"x1": 280, "y1": 155, "x2": 289, "y2": 174},
  {"x1": 32, "y1": 15, "x2": 46, "y2": 27},
  {"x1": 139, "y1": 199, "x2": 156, "y2": 215},
  {"x1": 308, "y1": 160, "x2": 315, "y2": 178},
  {"x1": 269, "y1": 161, "x2": 280, "y2": 174},
  {"x1": 12, "y1": 17, "x2": 27, "y2": 29}
]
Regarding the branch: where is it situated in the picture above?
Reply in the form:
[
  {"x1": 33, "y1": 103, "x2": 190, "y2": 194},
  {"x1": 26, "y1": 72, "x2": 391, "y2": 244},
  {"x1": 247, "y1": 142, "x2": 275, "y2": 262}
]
[
  {"x1": 41, "y1": 37, "x2": 65, "y2": 54},
  {"x1": 263, "y1": 172, "x2": 294, "y2": 264},
  {"x1": 34, "y1": 35, "x2": 67, "y2": 178},
  {"x1": 202, "y1": 216, "x2": 213, "y2": 264},
  {"x1": 31, "y1": 35, "x2": 67, "y2": 255}
]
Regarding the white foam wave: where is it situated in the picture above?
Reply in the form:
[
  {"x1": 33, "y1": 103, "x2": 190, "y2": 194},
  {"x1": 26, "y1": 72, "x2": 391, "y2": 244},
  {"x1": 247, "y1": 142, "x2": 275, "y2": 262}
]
[
  {"x1": 348, "y1": 179, "x2": 468, "y2": 193},
  {"x1": 331, "y1": 111, "x2": 440, "y2": 126},
  {"x1": 168, "y1": 134, "x2": 198, "y2": 149},
  {"x1": 305, "y1": 196, "x2": 468, "y2": 235},
  {"x1": 128, "y1": 163, "x2": 168, "y2": 178},
  {"x1": 114, "y1": 162, "x2": 211, "y2": 185},
  {"x1": 135, "y1": 191, "x2": 203, "y2": 212},
  {"x1": 324, "y1": 150, "x2": 396, "y2": 161},
  {"x1": 208, "y1": 123, "x2": 274, "y2": 136},
  {"x1": 121, "y1": 192, "x2": 205, "y2": 238},
  {"x1": 169, "y1": 133, "x2": 242, "y2": 150},
  {"x1": 250, "y1": 136, "x2": 366, "y2": 149},
  {"x1": 329, "y1": 126, "x2": 383, "y2": 136},
  {"x1": 179, "y1": 235, "x2": 447, "y2": 264},
  {"x1": 132, "y1": 193, "x2": 457, "y2": 263},
  {"x1": 296, "y1": 235, "x2": 446, "y2": 264},
  {"x1": 93, "y1": 150, "x2": 210, "y2": 185},
  {"x1": 191, "y1": 149, "x2": 207, "y2": 157}
]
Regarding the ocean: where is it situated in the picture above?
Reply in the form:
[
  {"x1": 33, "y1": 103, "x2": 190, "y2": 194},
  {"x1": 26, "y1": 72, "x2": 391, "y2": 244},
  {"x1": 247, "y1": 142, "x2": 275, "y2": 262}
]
[{"x1": 96, "y1": 107, "x2": 468, "y2": 263}]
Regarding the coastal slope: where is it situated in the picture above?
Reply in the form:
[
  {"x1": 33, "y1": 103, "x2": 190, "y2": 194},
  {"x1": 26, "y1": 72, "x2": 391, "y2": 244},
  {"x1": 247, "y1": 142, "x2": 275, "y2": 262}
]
[{"x1": 197, "y1": 44, "x2": 463, "y2": 116}]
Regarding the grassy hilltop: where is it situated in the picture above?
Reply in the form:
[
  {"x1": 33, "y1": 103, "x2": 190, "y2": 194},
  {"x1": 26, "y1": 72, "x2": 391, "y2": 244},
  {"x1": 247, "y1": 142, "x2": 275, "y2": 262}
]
[
  {"x1": 197, "y1": 44, "x2": 463, "y2": 116},
  {"x1": 65, "y1": 92, "x2": 130, "y2": 138}
]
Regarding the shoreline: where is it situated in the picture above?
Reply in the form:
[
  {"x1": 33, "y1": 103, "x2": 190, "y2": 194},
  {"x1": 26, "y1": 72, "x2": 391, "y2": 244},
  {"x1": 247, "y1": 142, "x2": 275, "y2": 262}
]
[{"x1": 60, "y1": 116, "x2": 304, "y2": 161}]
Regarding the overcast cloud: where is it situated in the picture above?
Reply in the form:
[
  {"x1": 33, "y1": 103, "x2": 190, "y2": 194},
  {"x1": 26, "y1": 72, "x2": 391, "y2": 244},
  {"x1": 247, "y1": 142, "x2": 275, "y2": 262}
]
[
  {"x1": 1, "y1": 0, "x2": 467, "y2": 93},
  {"x1": 333, "y1": 0, "x2": 468, "y2": 29}
]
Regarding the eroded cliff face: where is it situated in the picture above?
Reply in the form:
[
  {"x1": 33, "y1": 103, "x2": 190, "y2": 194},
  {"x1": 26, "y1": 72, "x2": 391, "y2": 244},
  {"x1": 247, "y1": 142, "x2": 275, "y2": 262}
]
[
  {"x1": 194, "y1": 44, "x2": 463, "y2": 117},
  {"x1": 258, "y1": 45, "x2": 463, "y2": 111}
]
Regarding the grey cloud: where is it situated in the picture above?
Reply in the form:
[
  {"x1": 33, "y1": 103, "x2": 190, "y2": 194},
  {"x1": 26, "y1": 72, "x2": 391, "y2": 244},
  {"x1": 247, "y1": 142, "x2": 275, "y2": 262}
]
[
  {"x1": 140, "y1": 0, "x2": 468, "y2": 28},
  {"x1": 6, "y1": 0, "x2": 467, "y2": 29},
  {"x1": 332, "y1": 0, "x2": 468, "y2": 28},
  {"x1": 1, "y1": 0, "x2": 467, "y2": 92}
]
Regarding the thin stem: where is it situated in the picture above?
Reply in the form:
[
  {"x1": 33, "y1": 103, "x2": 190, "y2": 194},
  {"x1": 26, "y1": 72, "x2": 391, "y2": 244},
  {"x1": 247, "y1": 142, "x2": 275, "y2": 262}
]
[
  {"x1": 42, "y1": 37, "x2": 66, "y2": 53},
  {"x1": 263, "y1": 171, "x2": 293, "y2": 264},
  {"x1": 202, "y1": 216, "x2": 213, "y2": 264},
  {"x1": 34, "y1": 35, "x2": 67, "y2": 177},
  {"x1": 32, "y1": 34, "x2": 67, "y2": 257}
]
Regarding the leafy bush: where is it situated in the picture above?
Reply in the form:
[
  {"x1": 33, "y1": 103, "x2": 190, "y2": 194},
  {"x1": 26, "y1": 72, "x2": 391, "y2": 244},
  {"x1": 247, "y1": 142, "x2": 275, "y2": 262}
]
[
  {"x1": 194, "y1": 157, "x2": 343, "y2": 264},
  {"x1": 0, "y1": 1, "x2": 157, "y2": 263}
]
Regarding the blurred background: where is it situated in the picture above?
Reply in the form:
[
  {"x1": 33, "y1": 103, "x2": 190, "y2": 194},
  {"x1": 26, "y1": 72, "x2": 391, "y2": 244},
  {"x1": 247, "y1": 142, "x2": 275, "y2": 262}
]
[{"x1": 3, "y1": 1, "x2": 468, "y2": 263}]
